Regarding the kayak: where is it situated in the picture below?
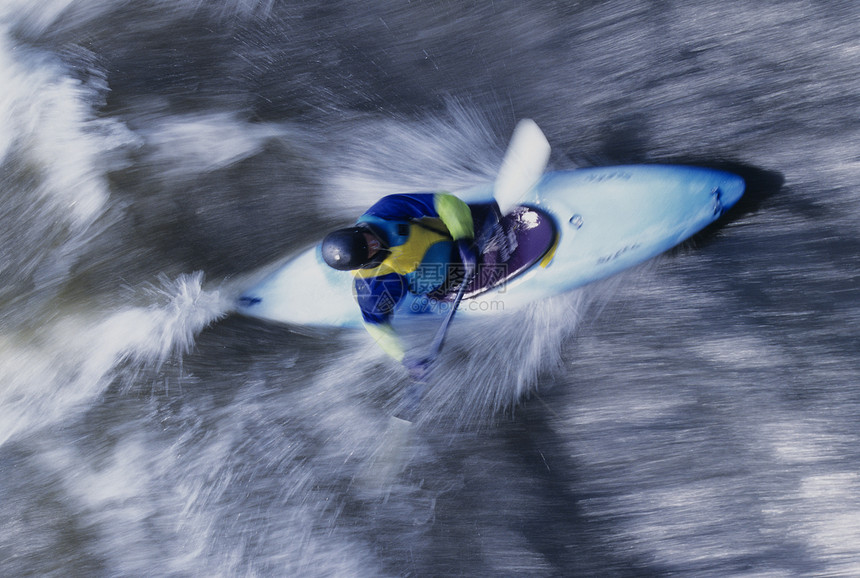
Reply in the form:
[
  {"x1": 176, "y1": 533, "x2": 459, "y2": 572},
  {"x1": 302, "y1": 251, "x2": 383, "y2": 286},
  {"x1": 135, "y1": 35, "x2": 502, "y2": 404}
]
[{"x1": 236, "y1": 164, "x2": 745, "y2": 328}]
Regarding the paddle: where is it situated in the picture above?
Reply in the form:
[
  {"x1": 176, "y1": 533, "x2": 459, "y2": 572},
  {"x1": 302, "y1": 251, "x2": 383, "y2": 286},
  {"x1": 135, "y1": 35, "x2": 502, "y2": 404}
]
[
  {"x1": 494, "y1": 118, "x2": 552, "y2": 216},
  {"x1": 425, "y1": 120, "x2": 550, "y2": 361},
  {"x1": 362, "y1": 120, "x2": 551, "y2": 486},
  {"x1": 403, "y1": 119, "x2": 551, "y2": 394}
]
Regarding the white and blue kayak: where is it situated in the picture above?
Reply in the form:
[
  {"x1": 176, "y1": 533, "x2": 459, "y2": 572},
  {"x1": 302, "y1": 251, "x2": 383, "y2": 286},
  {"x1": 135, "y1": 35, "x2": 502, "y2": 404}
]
[{"x1": 236, "y1": 165, "x2": 745, "y2": 328}]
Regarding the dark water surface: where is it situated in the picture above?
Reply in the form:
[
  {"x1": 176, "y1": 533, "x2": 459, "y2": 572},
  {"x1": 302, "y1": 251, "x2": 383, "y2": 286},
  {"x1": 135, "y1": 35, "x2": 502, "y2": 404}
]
[{"x1": 1, "y1": 1, "x2": 858, "y2": 575}]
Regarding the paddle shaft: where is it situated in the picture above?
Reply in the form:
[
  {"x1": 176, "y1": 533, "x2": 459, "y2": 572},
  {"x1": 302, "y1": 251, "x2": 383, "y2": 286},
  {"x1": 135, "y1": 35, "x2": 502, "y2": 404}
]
[
  {"x1": 422, "y1": 119, "x2": 550, "y2": 365},
  {"x1": 398, "y1": 120, "x2": 549, "y2": 420},
  {"x1": 426, "y1": 267, "x2": 472, "y2": 360}
]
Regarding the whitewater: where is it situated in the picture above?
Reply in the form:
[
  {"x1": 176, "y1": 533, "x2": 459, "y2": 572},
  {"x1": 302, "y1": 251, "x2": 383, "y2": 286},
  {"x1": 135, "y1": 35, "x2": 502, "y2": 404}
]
[{"x1": 1, "y1": 1, "x2": 858, "y2": 576}]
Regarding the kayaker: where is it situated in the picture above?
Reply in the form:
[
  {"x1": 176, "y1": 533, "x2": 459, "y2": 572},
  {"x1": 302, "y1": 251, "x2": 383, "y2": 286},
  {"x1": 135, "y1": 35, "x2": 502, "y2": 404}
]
[{"x1": 321, "y1": 192, "x2": 478, "y2": 369}]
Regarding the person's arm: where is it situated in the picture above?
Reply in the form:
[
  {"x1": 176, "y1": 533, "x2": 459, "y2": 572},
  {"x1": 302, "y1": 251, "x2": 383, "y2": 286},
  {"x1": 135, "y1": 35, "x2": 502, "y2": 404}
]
[
  {"x1": 363, "y1": 321, "x2": 405, "y2": 362},
  {"x1": 433, "y1": 193, "x2": 474, "y2": 241},
  {"x1": 434, "y1": 193, "x2": 477, "y2": 277},
  {"x1": 364, "y1": 193, "x2": 474, "y2": 241},
  {"x1": 354, "y1": 273, "x2": 407, "y2": 361}
]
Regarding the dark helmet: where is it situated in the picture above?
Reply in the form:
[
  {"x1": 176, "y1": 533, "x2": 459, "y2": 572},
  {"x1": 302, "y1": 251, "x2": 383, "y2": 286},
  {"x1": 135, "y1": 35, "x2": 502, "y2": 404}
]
[{"x1": 321, "y1": 227, "x2": 370, "y2": 270}]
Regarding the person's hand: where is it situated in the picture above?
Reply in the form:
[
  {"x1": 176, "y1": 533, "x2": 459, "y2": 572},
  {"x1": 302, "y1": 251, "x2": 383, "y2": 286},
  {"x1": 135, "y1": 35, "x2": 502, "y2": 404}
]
[{"x1": 455, "y1": 238, "x2": 477, "y2": 279}]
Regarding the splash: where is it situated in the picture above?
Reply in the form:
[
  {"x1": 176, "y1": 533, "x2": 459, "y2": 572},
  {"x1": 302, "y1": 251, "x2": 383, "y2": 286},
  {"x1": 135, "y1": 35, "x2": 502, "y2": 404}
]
[
  {"x1": 0, "y1": 23, "x2": 138, "y2": 311},
  {"x1": 2, "y1": 0, "x2": 276, "y2": 39},
  {"x1": 323, "y1": 103, "x2": 510, "y2": 219},
  {"x1": 0, "y1": 272, "x2": 227, "y2": 447},
  {"x1": 137, "y1": 111, "x2": 301, "y2": 182},
  {"x1": 351, "y1": 289, "x2": 590, "y2": 429},
  {"x1": 0, "y1": 32, "x2": 133, "y2": 227}
]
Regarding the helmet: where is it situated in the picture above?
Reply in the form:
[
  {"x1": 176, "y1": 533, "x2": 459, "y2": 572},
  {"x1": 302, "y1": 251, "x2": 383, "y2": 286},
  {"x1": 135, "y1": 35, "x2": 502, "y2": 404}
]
[{"x1": 321, "y1": 227, "x2": 371, "y2": 270}]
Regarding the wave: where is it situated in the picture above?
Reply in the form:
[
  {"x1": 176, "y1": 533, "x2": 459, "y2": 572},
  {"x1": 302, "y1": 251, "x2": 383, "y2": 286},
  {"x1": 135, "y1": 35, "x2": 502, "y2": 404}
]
[{"x1": 0, "y1": 272, "x2": 227, "y2": 447}]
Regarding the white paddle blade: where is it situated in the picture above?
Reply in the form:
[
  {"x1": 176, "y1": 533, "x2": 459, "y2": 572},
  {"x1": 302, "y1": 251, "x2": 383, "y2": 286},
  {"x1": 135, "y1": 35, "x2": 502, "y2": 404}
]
[{"x1": 494, "y1": 119, "x2": 550, "y2": 215}]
